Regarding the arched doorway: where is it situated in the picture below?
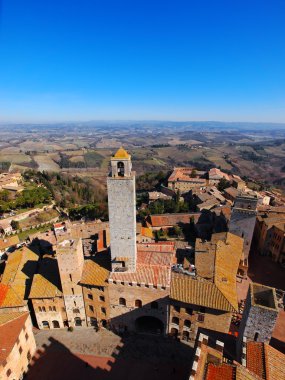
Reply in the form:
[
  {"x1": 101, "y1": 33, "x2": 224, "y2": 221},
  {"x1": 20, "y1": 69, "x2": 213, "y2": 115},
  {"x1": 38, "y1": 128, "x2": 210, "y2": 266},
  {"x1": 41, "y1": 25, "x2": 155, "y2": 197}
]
[
  {"x1": 135, "y1": 316, "x2": 164, "y2": 334},
  {"x1": 52, "y1": 320, "x2": 60, "y2": 328}
]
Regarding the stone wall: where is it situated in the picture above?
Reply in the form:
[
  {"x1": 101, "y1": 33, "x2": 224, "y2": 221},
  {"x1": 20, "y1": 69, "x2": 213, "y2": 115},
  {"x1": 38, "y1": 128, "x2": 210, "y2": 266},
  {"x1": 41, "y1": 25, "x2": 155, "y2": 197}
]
[
  {"x1": 107, "y1": 176, "x2": 137, "y2": 272},
  {"x1": 108, "y1": 282, "x2": 169, "y2": 333}
]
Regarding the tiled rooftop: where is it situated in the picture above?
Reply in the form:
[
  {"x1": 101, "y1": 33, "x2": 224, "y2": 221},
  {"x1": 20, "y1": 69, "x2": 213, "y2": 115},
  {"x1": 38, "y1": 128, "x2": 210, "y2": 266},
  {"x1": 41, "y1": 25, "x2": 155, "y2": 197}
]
[
  {"x1": 109, "y1": 249, "x2": 173, "y2": 287},
  {"x1": 0, "y1": 235, "x2": 20, "y2": 250},
  {"x1": 81, "y1": 259, "x2": 110, "y2": 286},
  {"x1": 206, "y1": 363, "x2": 236, "y2": 380},
  {"x1": 0, "y1": 312, "x2": 29, "y2": 366}
]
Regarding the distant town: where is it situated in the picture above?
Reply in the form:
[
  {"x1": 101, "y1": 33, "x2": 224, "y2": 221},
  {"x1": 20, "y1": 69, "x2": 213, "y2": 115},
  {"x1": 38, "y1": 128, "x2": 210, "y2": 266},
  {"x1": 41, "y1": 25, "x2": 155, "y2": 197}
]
[{"x1": 0, "y1": 146, "x2": 284, "y2": 380}]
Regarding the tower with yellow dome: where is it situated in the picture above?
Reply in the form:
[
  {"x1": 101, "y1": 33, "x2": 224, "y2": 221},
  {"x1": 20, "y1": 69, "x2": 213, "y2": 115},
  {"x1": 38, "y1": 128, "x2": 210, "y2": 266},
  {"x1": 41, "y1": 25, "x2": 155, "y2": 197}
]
[{"x1": 107, "y1": 147, "x2": 137, "y2": 272}]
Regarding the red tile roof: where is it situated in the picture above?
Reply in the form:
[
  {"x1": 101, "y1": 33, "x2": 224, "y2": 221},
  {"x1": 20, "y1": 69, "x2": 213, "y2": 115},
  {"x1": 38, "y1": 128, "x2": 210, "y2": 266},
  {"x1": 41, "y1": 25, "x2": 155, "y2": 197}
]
[
  {"x1": 206, "y1": 363, "x2": 235, "y2": 380},
  {"x1": 0, "y1": 312, "x2": 29, "y2": 365},
  {"x1": 148, "y1": 213, "x2": 201, "y2": 227},
  {"x1": 109, "y1": 250, "x2": 173, "y2": 287},
  {"x1": 246, "y1": 342, "x2": 265, "y2": 379},
  {"x1": 0, "y1": 283, "x2": 9, "y2": 306}
]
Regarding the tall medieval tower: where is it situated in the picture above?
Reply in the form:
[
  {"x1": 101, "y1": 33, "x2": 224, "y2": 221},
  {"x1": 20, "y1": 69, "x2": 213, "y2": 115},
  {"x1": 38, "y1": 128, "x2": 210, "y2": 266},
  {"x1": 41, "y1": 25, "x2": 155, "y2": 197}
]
[{"x1": 107, "y1": 147, "x2": 137, "y2": 272}]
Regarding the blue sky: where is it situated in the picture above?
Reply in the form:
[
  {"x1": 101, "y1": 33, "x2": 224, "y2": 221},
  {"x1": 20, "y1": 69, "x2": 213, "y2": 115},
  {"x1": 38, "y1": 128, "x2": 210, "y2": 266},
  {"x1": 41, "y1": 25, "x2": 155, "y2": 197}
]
[{"x1": 0, "y1": 0, "x2": 285, "y2": 122}]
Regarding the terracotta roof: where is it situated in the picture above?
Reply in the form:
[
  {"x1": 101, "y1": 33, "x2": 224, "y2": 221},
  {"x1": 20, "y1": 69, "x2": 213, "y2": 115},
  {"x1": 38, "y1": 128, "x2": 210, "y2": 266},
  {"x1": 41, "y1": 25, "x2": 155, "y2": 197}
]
[
  {"x1": 224, "y1": 187, "x2": 239, "y2": 198},
  {"x1": 168, "y1": 167, "x2": 207, "y2": 183},
  {"x1": 137, "y1": 241, "x2": 175, "y2": 252},
  {"x1": 170, "y1": 274, "x2": 235, "y2": 311},
  {"x1": 246, "y1": 342, "x2": 265, "y2": 379},
  {"x1": 192, "y1": 232, "x2": 243, "y2": 311},
  {"x1": 0, "y1": 284, "x2": 25, "y2": 307},
  {"x1": 208, "y1": 168, "x2": 230, "y2": 181},
  {"x1": 0, "y1": 283, "x2": 9, "y2": 306},
  {"x1": 141, "y1": 227, "x2": 153, "y2": 239},
  {"x1": 81, "y1": 259, "x2": 110, "y2": 286},
  {"x1": 214, "y1": 233, "x2": 243, "y2": 311},
  {"x1": 0, "y1": 235, "x2": 20, "y2": 250},
  {"x1": 109, "y1": 250, "x2": 172, "y2": 287},
  {"x1": 1, "y1": 246, "x2": 39, "y2": 285},
  {"x1": 112, "y1": 147, "x2": 130, "y2": 159},
  {"x1": 206, "y1": 363, "x2": 235, "y2": 380},
  {"x1": 148, "y1": 213, "x2": 201, "y2": 227},
  {"x1": 29, "y1": 256, "x2": 62, "y2": 299},
  {"x1": 264, "y1": 344, "x2": 285, "y2": 380},
  {"x1": 0, "y1": 312, "x2": 29, "y2": 366},
  {"x1": 245, "y1": 342, "x2": 285, "y2": 380}
]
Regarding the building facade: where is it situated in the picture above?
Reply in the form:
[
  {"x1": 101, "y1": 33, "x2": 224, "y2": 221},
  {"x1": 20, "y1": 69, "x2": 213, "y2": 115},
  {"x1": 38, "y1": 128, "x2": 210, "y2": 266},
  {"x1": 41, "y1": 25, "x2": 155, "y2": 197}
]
[{"x1": 57, "y1": 239, "x2": 87, "y2": 327}]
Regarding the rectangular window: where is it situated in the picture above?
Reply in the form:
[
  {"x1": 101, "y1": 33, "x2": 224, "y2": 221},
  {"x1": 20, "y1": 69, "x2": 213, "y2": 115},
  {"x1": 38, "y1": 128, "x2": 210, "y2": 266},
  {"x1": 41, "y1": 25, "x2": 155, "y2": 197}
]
[
  {"x1": 71, "y1": 288, "x2": 74, "y2": 295},
  {"x1": 69, "y1": 274, "x2": 72, "y2": 282},
  {"x1": 19, "y1": 346, "x2": 23, "y2": 354},
  {"x1": 53, "y1": 306, "x2": 56, "y2": 311},
  {"x1": 88, "y1": 293, "x2": 93, "y2": 300},
  {"x1": 99, "y1": 296, "x2": 105, "y2": 302},
  {"x1": 49, "y1": 306, "x2": 52, "y2": 311},
  {"x1": 25, "y1": 333, "x2": 29, "y2": 341},
  {"x1": 197, "y1": 314, "x2": 205, "y2": 322},
  {"x1": 101, "y1": 307, "x2": 106, "y2": 314},
  {"x1": 89, "y1": 305, "x2": 94, "y2": 312},
  {"x1": 39, "y1": 307, "x2": 42, "y2": 312}
]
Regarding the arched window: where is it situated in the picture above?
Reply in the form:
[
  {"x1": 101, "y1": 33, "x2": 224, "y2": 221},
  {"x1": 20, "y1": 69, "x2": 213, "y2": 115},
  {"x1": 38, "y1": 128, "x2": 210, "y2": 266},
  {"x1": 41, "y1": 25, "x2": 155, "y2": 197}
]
[
  {"x1": 254, "y1": 332, "x2": 259, "y2": 341},
  {"x1": 170, "y1": 327, "x2": 178, "y2": 337},
  {"x1": 42, "y1": 321, "x2": 50, "y2": 329},
  {"x1": 151, "y1": 301, "x2": 158, "y2": 309},
  {"x1": 117, "y1": 162, "x2": 125, "y2": 176},
  {"x1": 184, "y1": 320, "x2": 191, "y2": 328},
  {"x1": 42, "y1": 306, "x2": 46, "y2": 312},
  {"x1": 135, "y1": 299, "x2": 142, "y2": 308},
  {"x1": 119, "y1": 297, "x2": 126, "y2": 306},
  {"x1": 52, "y1": 320, "x2": 60, "y2": 328},
  {"x1": 74, "y1": 317, "x2": 82, "y2": 326},
  {"x1": 172, "y1": 317, "x2": 179, "y2": 325}
]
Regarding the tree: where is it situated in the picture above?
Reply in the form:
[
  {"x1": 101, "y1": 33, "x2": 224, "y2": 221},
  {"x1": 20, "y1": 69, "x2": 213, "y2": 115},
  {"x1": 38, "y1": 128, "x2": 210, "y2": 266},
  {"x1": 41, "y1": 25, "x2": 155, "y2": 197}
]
[
  {"x1": 217, "y1": 178, "x2": 230, "y2": 191},
  {"x1": 190, "y1": 169, "x2": 197, "y2": 178},
  {"x1": 11, "y1": 220, "x2": 20, "y2": 230}
]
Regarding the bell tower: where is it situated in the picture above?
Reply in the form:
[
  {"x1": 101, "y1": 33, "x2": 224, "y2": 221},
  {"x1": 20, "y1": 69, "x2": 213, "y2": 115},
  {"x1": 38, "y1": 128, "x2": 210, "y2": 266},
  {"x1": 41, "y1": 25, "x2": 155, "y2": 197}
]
[{"x1": 107, "y1": 147, "x2": 137, "y2": 272}]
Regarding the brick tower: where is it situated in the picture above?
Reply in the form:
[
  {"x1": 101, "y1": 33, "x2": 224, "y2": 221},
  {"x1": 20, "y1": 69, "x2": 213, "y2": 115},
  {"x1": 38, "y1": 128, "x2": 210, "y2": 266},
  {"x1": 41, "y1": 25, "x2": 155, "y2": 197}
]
[{"x1": 107, "y1": 147, "x2": 137, "y2": 272}]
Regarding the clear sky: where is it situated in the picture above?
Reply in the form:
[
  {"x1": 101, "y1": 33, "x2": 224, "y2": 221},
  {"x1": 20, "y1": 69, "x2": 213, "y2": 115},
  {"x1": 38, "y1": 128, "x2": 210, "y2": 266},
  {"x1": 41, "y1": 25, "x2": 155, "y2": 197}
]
[{"x1": 0, "y1": 0, "x2": 285, "y2": 123}]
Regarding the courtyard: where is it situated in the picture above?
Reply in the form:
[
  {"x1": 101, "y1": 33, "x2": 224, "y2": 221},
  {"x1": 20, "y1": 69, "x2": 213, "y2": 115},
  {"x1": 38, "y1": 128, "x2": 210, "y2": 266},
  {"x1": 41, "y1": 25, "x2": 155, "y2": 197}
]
[{"x1": 26, "y1": 328, "x2": 193, "y2": 380}]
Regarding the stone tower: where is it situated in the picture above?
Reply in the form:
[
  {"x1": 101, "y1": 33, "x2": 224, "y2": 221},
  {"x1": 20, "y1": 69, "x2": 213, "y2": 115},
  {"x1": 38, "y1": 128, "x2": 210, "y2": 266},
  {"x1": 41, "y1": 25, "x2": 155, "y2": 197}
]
[
  {"x1": 107, "y1": 147, "x2": 137, "y2": 272},
  {"x1": 229, "y1": 194, "x2": 257, "y2": 276},
  {"x1": 237, "y1": 282, "x2": 279, "y2": 355},
  {"x1": 57, "y1": 239, "x2": 87, "y2": 327}
]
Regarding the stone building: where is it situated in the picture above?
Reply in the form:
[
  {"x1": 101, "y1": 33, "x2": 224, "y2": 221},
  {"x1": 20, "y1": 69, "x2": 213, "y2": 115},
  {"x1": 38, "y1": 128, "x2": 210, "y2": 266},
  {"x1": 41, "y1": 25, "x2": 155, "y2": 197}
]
[
  {"x1": 229, "y1": 194, "x2": 258, "y2": 276},
  {"x1": 237, "y1": 282, "x2": 279, "y2": 353},
  {"x1": 107, "y1": 244, "x2": 174, "y2": 334},
  {"x1": 168, "y1": 167, "x2": 207, "y2": 193},
  {"x1": 169, "y1": 232, "x2": 243, "y2": 341},
  {"x1": 0, "y1": 312, "x2": 36, "y2": 380},
  {"x1": 29, "y1": 255, "x2": 68, "y2": 329},
  {"x1": 57, "y1": 238, "x2": 87, "y2": 327},
  {"x1": 80, "y1": 257, "x2": 110, "y2": 327},
  {"x1": 254, "y1": 210, "x2": 285, "y2": 264},
  {"x1": 107, "y1": 147, "x2": 137, "y2": 272}
]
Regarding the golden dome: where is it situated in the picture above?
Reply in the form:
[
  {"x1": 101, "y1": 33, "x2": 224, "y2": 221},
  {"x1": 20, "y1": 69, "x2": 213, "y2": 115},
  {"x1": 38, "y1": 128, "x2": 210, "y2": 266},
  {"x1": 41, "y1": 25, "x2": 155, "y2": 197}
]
[{"x1": 113, "y1": 147, "x2": 130, "y2": 159}]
